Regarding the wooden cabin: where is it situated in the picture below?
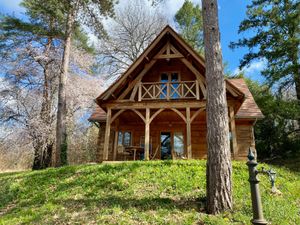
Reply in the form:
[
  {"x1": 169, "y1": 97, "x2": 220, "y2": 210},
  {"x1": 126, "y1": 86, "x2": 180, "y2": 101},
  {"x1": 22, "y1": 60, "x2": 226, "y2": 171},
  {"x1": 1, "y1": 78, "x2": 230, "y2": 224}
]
[{"x1": 89, "y1": 25, "x2": 263, "y2": 162}]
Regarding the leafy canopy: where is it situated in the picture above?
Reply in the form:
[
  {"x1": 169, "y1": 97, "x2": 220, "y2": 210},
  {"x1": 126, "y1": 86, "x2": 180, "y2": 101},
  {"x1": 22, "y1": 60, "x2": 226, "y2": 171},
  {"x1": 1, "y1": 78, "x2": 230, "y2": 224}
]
[{"x1": 174, "y1": 0, "x2": 204, "y2": 55}]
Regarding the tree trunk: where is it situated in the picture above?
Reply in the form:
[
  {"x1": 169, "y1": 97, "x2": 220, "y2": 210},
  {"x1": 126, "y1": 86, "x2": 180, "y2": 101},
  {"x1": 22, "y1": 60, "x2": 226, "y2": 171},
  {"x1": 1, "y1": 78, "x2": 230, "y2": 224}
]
[
  {"x1": 202, "y1": 0, "x2": 233, "y2": 214},
  {"x1": 32, "y1": 39, "x2": 54, "y2": 170},
  {"x1": 32, "y1": 143, "x2": 53, "y2": 170},
  {"x1": 55, "y1": 9, "x2": 75, "y2": 167}
]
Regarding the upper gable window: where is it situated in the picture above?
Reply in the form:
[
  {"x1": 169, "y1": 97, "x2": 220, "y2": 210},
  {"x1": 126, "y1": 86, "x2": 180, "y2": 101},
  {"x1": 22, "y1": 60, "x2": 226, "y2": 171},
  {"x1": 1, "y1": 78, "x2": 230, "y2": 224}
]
[
  {"x1": 171, "y1": 73, "x2": 179, "y2": 82},
  {"x1": 160, "y1": 72, "x2": 179, "y2": 82},
  {"x1": 160, "y1": 72, "x2": 180, "y2": 99}
]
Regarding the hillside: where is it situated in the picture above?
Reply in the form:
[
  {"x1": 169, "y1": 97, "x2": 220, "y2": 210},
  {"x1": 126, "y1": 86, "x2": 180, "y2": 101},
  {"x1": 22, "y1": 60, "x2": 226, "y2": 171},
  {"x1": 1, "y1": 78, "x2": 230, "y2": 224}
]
[{"x1": 0, "y1": 160, "x2": 299, "y2": 225}]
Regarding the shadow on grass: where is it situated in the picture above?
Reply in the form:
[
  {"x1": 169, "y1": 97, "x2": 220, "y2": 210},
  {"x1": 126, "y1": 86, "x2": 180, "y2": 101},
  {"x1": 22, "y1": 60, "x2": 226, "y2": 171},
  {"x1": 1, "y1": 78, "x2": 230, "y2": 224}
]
[
  {"x1": 260, "y1": 154, "x2": 300, "y2": 173},
  {"x1": 53, "y1": 195, "x2": 206, "y2": 212}
]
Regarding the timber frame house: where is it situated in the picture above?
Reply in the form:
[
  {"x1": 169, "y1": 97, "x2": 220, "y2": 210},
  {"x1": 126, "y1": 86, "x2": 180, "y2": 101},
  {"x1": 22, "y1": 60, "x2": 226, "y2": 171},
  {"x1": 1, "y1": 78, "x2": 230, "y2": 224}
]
[{"x1": 89, "y1": 25, "x2": 263, "y2": 161}]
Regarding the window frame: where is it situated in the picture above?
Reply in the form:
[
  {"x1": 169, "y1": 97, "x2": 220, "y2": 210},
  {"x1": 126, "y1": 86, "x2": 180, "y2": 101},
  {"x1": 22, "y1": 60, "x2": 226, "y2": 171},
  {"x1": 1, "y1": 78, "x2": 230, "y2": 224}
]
[
  {"x1": 117, "y1": 130, "x2": 132, "y2": 147},
  {"x1": 160, "y1": 71, "x2": 181, "y2": 82}
]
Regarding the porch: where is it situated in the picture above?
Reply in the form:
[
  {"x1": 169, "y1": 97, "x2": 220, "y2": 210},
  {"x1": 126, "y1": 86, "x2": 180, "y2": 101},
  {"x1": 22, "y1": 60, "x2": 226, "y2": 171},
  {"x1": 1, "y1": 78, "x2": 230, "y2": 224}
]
[{"x1": 101, "y1": 103, "x2": 239, "y2": 161}]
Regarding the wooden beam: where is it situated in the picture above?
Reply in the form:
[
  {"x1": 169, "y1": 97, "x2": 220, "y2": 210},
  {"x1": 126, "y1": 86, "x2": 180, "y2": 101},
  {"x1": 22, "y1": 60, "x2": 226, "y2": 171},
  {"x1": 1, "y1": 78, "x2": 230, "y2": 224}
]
[
  {"x1": 144, "y1": 108, "x2": 150, "y2": 160},
  {"x1": 191, "y1": 108, "x2": 205, "y2": 123},
  {"x1": 153, "y1": 42, "x2": 184, "y2": 59},
  {"x1": 186, "y1": 107, "x2": 192, "y2": 159},
  {"x1": 180, "y1": 58, "x2": 207, "y2": 99},
  {"x1": 229, "y1": 106, "x2": 238, "y2": 158},
  {"x1": 110, "y1": 109, "x2": 125, "y2": 124},
  {"x1": 103, "y1": 100, "x2": 206, "y2": 110},
  {"x1": 149, "y1": 108, "x2": 165, "y2": 123},
  {"x1": 170, "y1": 108, "x2": 187, "y2": 123},
  {"x1": 131, "y1": 109, "x2": 146, "y2": 123},
  {"x1": 155, "y1": 53, "x2": 184, "y2": 59},
  {"x1": 198, "y1": 79, "x2": 207, "y2": 99},
  {"x1": 130, "y1": 84, "x2": 139, "y2": 100},
  {"x1": 195, "y1": 80, "x2": 200, "y2": 100},
  {"x1": 118, "y1": 59, "x2": 157, "y2": 100},
  {"x1": 103, "y1": 108, "x2": 111, "y2": 161},
  {"x1": 180, "y1": 58, "x2": 206, "y2": 83}
]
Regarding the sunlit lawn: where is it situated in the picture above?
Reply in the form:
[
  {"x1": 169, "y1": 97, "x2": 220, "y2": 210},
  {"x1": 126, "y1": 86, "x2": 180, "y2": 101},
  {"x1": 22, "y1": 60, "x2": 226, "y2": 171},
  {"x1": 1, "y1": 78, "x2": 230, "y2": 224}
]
[{"x1": 0, "y1": 160, "x2": 299, "y2": 224}]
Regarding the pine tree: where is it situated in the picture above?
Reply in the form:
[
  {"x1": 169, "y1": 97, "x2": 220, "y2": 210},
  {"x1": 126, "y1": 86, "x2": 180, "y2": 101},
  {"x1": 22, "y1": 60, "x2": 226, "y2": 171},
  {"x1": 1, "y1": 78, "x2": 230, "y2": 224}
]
[
  {"x1": 202, "y1": 0, "x2": 233, "y2": 214},
  {"x1": 230, "y1": 0, "x2": 300, "y2": 104}
]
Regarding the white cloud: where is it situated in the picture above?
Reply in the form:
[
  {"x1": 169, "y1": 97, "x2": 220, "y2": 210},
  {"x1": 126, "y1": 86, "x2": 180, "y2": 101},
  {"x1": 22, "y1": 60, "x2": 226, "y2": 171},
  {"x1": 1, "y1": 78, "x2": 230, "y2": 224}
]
[{"x1": 233, "y1": 59, "x2": 267, "y2": 76}]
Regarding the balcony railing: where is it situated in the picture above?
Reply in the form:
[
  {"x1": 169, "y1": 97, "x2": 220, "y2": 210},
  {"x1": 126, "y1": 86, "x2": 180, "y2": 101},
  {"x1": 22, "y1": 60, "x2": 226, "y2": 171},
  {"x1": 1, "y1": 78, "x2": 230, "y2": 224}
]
[{"x1": 138, "y1": 80, "x2": 200, "y2": 101}]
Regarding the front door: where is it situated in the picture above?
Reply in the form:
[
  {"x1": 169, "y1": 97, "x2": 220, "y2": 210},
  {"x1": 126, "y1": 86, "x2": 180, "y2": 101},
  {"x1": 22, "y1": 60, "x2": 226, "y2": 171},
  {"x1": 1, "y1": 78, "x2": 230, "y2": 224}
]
[{"x1": 160, "y1": 132, "x2": 172, "y2": 159}]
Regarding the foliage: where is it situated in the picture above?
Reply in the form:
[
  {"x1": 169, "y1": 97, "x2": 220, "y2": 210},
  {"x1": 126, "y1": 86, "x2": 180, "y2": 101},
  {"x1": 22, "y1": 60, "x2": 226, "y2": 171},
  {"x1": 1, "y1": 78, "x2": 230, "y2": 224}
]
[
  {"x1": 230, "y1": 0, "x2": 300, "y2": 100},
  {"x1": 0, "y1": 160, "x2": 299, "y2": 224},
  {"x1": 174, "y1": 0, "x2": 204, "y2": 55}
]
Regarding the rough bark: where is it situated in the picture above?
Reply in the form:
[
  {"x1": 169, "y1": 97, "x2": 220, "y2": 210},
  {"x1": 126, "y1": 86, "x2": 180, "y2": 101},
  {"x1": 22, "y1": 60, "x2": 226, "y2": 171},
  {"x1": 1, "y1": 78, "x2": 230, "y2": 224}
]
[
  {"x1": 55, "y1": 9, "x2": 75, "y2": 167},
  {"x1": 202, "y1": 0, "x2": 233, "y2": 214}
]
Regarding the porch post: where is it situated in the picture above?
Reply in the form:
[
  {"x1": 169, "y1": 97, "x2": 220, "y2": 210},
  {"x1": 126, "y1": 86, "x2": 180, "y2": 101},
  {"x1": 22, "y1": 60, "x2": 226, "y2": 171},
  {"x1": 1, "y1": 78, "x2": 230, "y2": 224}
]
[
  {"x1": 103, "y1": 107, "x2": 111, "y2": 161},
  {"x1": 229, "y1": 106, "x2": 238, "y2": 158},
  {"x1": 186, "y1": 107, "x2": 192, "y2": 159},
  {"x1": 144, "y1": 108, "x2": 150, "y2": 160}
]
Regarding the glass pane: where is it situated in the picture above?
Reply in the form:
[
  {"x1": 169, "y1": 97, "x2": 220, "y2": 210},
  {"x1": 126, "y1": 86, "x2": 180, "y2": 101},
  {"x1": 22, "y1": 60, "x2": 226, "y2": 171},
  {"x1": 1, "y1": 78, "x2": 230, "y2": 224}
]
[
  {"x1": 161, "y1": 73, "x2": 168, "y2": 82},
  {"x1": 118, "y1": 132, "x2": 123, "y2": 146},
  {"x1": 160, "y1": 73, "x2": 168, "y2": 99},
  {"x1": 161, "y1": 132, "x2": 171, "y2": 160},
  {"x1": 123, "y1": 132, "x2": 131, "y2": 147},
  {"x1": 174, "y1": 132, "x2": 184, "y2": 158},
  {"x1": 171, "y1": 73, "x2": 178, "y2": 81}
]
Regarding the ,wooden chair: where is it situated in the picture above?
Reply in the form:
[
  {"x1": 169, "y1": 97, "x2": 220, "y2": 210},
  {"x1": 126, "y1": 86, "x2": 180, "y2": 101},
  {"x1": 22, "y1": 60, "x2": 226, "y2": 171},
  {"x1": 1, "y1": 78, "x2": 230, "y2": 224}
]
[{"x1": 117, "y1": 146, "x2": 131, "y2": 161}]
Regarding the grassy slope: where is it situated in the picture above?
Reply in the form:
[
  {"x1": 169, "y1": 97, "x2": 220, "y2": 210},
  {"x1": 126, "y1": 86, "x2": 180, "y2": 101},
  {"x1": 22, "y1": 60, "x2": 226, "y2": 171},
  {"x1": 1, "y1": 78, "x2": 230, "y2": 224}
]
[{"x1": 0, "y1": 160, "x2": 299, "y2": 225}]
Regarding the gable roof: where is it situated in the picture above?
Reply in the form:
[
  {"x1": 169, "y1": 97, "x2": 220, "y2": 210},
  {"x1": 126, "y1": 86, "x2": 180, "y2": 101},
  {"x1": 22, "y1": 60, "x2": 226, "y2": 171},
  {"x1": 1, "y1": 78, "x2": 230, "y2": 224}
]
[
  {"x1": 97, "y1": 25, "x2": 203, "y2": 103},
  {"x1": 96, "y1": 25, "x2": 245, "y2": 105}
]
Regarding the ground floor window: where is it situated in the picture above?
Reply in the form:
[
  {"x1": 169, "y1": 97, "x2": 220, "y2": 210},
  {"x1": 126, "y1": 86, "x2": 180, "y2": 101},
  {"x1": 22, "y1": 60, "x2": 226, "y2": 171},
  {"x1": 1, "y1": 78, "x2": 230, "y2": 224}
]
[
  {"x1": 118, "y1": 131, "x2": 132, "y2": 147},
  {"x1": 160, "y1": 131, "x2": 185, "y2": 159}
]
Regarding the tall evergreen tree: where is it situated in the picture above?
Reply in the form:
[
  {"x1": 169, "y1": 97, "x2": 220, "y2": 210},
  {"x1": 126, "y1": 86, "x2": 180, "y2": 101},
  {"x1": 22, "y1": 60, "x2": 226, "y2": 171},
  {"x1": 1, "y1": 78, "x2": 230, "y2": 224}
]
[
  {"x1": 202, "y1": 0, "x2": 233, "y2": 214},
  {"x1": 230, "y1": 0, "x2": 300, "y2": 105},
  {"x1": 174, "y1": 0, "x2": 204, "y2": 54}
]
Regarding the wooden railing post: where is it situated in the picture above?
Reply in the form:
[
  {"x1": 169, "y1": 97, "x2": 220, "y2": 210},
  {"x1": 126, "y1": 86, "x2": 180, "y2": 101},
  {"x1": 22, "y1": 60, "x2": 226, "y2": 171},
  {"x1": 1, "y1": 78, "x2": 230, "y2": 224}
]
[
  {"x1": 166, "y1": 83, "x2": 170, "y2": 100},
  {"x1": 103, "y1": 107, "x2": 111, "y2": 161},
  {"x1": 195, "y1": 80, "x2": 200, "y2": 100},
  {"x1": 138, "y1": 82, "x2": 142, "y2": 101}
]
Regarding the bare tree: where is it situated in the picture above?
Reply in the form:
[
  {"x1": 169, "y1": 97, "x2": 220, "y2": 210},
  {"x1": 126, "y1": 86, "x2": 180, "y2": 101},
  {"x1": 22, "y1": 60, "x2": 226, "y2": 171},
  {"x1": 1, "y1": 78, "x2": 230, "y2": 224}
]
[
  {"x1": 97, "y1": 0, "x2": 168, "y2": 80},
  {"x1": 202, "y1": 0, "x2": 232, "y2": 214}
]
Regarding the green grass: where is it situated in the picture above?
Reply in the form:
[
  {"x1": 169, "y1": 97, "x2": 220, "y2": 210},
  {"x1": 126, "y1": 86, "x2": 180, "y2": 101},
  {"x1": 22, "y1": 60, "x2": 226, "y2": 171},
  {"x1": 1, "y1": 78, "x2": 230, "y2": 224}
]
[{"x1": 0, "y1": 160, "x2": 299, "y2": 225}]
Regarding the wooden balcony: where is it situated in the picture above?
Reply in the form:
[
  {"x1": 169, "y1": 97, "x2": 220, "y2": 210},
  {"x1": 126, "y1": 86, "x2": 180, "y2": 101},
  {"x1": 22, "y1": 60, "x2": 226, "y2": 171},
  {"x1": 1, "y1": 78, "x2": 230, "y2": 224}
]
[{"x1": 138, "y1": 80, "x2": 200, "y2": 101}]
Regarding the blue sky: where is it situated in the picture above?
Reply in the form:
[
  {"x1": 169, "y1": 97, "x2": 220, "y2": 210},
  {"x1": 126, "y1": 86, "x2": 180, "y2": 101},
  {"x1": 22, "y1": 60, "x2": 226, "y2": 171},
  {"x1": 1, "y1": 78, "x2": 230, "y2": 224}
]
[{"x1": 0, "y1": 0, "x2": 265, "y2": 82}]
